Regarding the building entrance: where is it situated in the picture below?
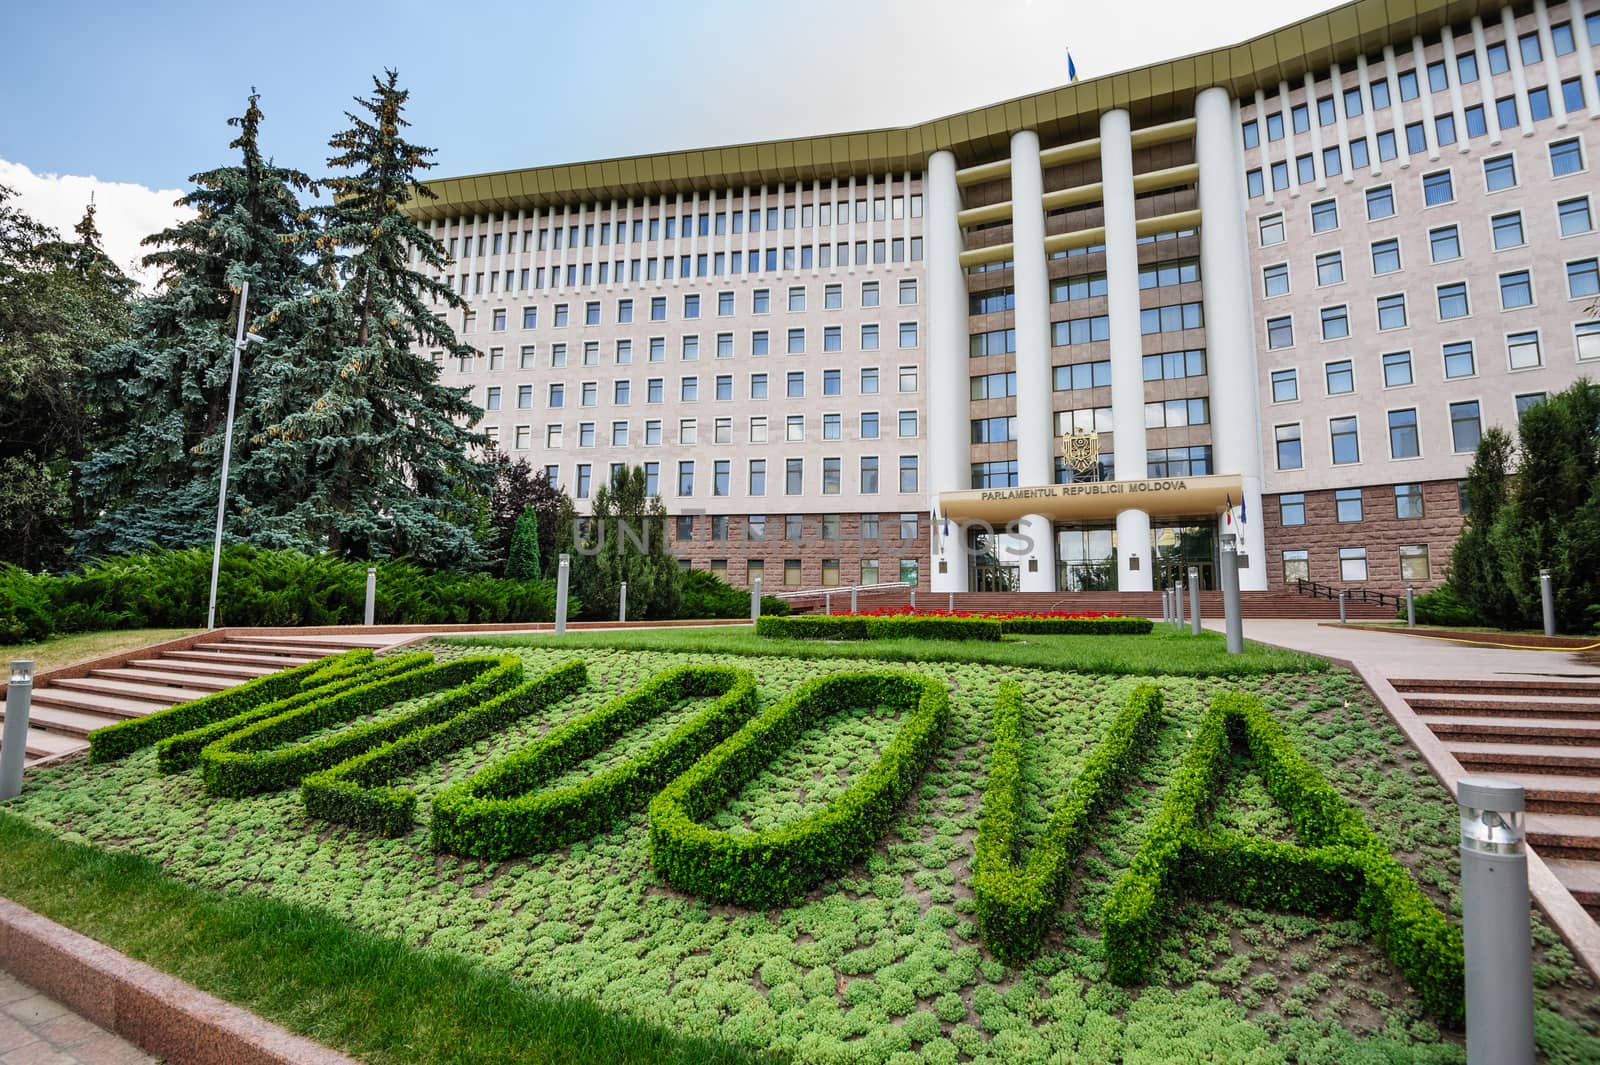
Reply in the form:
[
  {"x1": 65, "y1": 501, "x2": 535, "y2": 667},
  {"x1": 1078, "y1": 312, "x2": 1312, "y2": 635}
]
[
  {"x1": 1054, "y1": 524, "x2": 1118, "y2": 591},
  {"x1": 1152, "y1": 522, "x2": 1219, "y2": 590}
]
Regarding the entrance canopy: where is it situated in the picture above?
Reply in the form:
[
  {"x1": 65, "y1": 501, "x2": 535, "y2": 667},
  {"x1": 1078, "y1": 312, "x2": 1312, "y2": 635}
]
[{"x1": 937, "y1": 473, "x2": 1244, "y2": 525}]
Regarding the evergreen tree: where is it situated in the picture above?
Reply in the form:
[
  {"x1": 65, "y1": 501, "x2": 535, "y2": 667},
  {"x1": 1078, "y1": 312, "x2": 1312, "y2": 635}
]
[
  {"x1": 76, "y1": 93, "x2": 317, "y2": 556},
  {"x1": 505, "y1": 508, "x2": 541, "y2": 581},
  {"x1": 568, "y1": 465, "x2": 681, "y2": 620},
  {"x1": 253, "y1": 70, "x2": 491, "y2": 568},
  {"x1": 1448, "y1": 427, "x2": 1518, "y2": 627}
]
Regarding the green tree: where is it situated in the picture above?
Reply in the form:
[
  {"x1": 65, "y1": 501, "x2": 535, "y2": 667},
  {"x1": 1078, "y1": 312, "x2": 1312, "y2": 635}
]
[
  {"x1": 505, "y1": 508, "x2": 541, "y2": 581},
  {"x1": 1448, "y1": 427, "x2": 1518, "y2": 627},
  {"x1": 251, "y1": 70, "x2": 490, "y2": 568},
  {"x1": 567, "y1": 465, "x2": 680, "y2": 620},
  {"x1": 76, "y1": 93, "x2": 317, "y2": 557}
]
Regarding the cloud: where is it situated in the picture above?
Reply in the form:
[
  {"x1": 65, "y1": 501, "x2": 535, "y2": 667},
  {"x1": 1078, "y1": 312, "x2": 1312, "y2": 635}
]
[{"x1": 0, "y1": 159, "x2": 192, "y2": 289}]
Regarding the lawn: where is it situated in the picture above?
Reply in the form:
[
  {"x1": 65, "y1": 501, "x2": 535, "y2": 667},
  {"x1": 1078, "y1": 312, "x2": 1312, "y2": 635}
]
[
  {"x1": 0, "y1": 628, "x2": 199, "y2": 674},
  {"x1": 3, "y1": 639, "x2": 1598, "y2": 1065}
]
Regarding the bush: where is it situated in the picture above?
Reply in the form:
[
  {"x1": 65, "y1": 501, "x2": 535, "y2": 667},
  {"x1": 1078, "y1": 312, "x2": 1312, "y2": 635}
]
[
  {"x1": 302, "y1": 660, "x2": 589, "y2": 837},
  {"x1": 1408, "y1": 583, "x2": 1479, "y2": 627},
  {"x1": 676, "y1": 568, "x2": 789, "y2": 620},
  {"x1": 504, "y1": 509, "x2": 542, "y2": 582},
  {"x1": 0, "y1": 566, "x2": 58, "y2": 643},
  {"x1": 648, "y1": 670, "x2": 949, "y2": 907},
  {"x1": 1099, "y1": 691, "x2": 1464, "y2": 1026},
  {"x1": 999, "y1": 616, "x2": 1152, "y2": 636},
  {"x1": 197, "y1": 656, "x2": 522, "y2": 798},
  {"x1": 973, "y1": 681, "x2": 1163, "y2": 963},
  {"x1": 755, "y1": 615, "x2": 869, "y2": 640},
  {"x1": 754, "y1": 615, "x2": 1001, "y2": 641},
  {"x1": 432, "y1": 665, "x2": 758, "y2": 858},
  {"x1": 87, "y1": 649, "x2": 376, "y2": 763}
]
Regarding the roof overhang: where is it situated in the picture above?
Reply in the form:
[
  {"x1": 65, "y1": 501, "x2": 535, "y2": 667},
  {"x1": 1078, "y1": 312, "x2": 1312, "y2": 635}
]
[{"x1": 938, "y1": 473, "x2": 1245, "y2": 525}]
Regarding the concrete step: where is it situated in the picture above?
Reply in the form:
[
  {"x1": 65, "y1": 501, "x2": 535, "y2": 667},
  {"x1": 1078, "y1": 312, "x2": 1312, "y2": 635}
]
[
  {"x1": 1544, "y1": 858, "x2": 1600, "y2": 917},
  {"x1": 51, "y1": 676, "x2": 218, "y2": 704},
  {"x1": 17, "y1": 704, "x2": 117, "y2": 740},
  {"x1": 241, "y1": 634, "x2": 389, "y2": 648},
  {"x1": 1527, "y1": 812, "x2": 1600, "y2": 861},
  {"x1": 8, "y1": 727, "x2": 83, "y2": 761},
  {"x1": 164, "y1": 650, "x2": 318, "y2": 668},
  {"x1": 197, "y1": 641, "x2": 341, "y2": 658},
  {"x1": 1394, "y1": 678, "x2": 1600, "y2": 698},
  {"x1": 1483, "y1": 773, "x2": 1600, "y2": 815},
  {"x1": 29, "y1": 688, "x2": 171, "y2": 720},
  {"x1": 1448, "y1": 741, "x2": 1600, "y2": 775},
  {"x1": 1406, "y1": 694, "x2": 1600, "y2": 719},
  {"x1": 127, "y1": 658, "x2": 275, "y2": 680},
  {"x1": 88, "y1": 667, "x2": 237, "y2": 693},
  {"x1": 1421, "y1": 715, "x2": 1600, "y2": 746}
]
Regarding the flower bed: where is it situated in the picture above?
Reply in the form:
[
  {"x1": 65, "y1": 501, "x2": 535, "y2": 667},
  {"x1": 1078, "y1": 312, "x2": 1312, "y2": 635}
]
[{"x1": 758, "y1": 608, "x2": 1152, "y2": 640}]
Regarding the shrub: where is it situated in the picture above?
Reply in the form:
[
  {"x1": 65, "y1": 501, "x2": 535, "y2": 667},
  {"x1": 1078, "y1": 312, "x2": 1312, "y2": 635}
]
[
  {"x1": 753, "y1": 615, "x2": 1000, "y2": 641},
  {"x1": 87, "y1": 649, "x2": 376, "y2": 763},
  {"x1": 999, "y1": 616, "x2": 1153, "y2": 636},
  {"x1": 0, "y1": 566, "x2": 58, "y2": 643},
  {"x1": 1409, "y1": 583, "x2": 1478, "y2": 627},
  {"x1": 677, "y1": 568, "x2": 790, "y2": 620},
  {"x1": 1100, "y1": 691, "x2": 1464, "y2": 1027},
  {"x1": 302, "y1": 660, "x2": 589, "y2": 837},
  {"x1": 432, "y1": 665, "x2": 759, "y2": 858},
  {"x1": 648, "y1": 670, "x2": 949, "y2": 907},
  {"x1": 505, "y1": 509, "x2": 542, "y2": 582},
  {"x1": 973, "y1": 681, "x2": 1164, "y2": 963},
  {"x1": 197, "y1": 656, "x2": 523, "y2": 797},
  {"x1": 755, "y1": 615, "x2": 869, "y2": 640}
]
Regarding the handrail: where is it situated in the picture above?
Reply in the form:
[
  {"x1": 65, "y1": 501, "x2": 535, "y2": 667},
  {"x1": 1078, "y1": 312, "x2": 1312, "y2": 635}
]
[
  {"x1": 773, "y1": 581, "x2": 912, "y2": 600},
  {"x1": 1293, "y1": 578, "x2": 1402, "y2": 609}
]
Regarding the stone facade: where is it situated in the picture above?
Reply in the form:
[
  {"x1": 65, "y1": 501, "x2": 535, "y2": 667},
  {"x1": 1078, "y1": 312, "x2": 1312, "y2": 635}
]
[
  {"x1": 667, "y1": 511, "x2": 927, "y2": 591},
  {"x1": 1263, "y1": 478, "x2": 1464, "y2": 593}
]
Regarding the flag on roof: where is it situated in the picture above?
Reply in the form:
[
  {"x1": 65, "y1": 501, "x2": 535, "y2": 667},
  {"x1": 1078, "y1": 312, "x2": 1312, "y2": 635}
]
[{"x1": 1067, "y1": 49, "x2": 1079, "y2": 83}]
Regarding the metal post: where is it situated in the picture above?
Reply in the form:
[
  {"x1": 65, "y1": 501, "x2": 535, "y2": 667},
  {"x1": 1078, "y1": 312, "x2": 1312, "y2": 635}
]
[
  {"x1": 1173, "y1": 581, "x2": 1183, "y2": 630},
  {"x1": 909, "y1": 588, "x2": 916, "y2": 611},
  {"x1": 618, "y1": 581, "x2": 628, "y2": 623},
  {"x1": 0, "y1": 662, "x2": 34, "y2": 801},
  {"x1": 850, "y1": 586, "x2": 858, "y2": 613},
  {"x1": 824, "y1": 591, "x2": 832, "y2": 615},
  {"x1": 364, "y1": 566, "x2": 376, "y2": 626},
  {"x1": 1220, "y1": 536, "x2": 1243, "y2": 655},
  {"x1": 207, "y1": 281, "x2": 251, "y2": 631},
  {"x1": 555, "y1": 553, "x2": 570, "y2": 635},
  {"x1": 947, "y1": 592, "x2": 954, "y2": 612},
  {"x1": 1188, "y1": 566, "x2": 1201, "y2": 635},
  {"x1": 1540, "y1": 569, "x2": 1555, "y2": 637},
  {"x1": 1458, "y1": 777, "x2": 1534, "y2": 1065},
  {"x1": 1160, "y1": 588, "x2": 1168, "y2": 624},
  {"x1": 1406, "y1": 584, "x2": 1416, "y2": 628},
  {"x1": 750, "y1": 577, "x2": 762, "y2": 623},
  {"x1": 1338, "y1": 589, "x2": 1347, "y2": 624}
]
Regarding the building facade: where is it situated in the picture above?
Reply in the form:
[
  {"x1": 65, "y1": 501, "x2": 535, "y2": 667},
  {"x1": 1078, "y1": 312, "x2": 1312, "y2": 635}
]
[{"x1": 409, "y1": 0, "x2": 1600, "y2": 597}]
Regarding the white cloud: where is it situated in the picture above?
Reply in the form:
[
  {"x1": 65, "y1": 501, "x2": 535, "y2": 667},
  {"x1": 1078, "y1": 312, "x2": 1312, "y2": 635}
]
[{"x1": 0, "y1": 159, "x2": 192, "y2": 289}]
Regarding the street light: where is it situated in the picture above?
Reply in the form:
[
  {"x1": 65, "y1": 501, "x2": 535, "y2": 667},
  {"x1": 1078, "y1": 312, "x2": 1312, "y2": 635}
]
[
  {"x1": 1458, "y1": 776, "x2": 1534, "y2": 1065},
  {"x1": 206, "y1": 281, "x2": 267, "y2": 631},
  {"x1": 1, "y1": 661, "x2": 35, "y2": 801}
]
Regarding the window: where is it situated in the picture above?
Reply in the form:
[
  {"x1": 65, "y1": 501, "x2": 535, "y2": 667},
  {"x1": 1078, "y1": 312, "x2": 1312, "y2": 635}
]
[
  {"x1": 681, "y1": 335, "x2": 700, "y2": 361},
  {"x1": 1325, "y1": 360, "x2": 1354, "y2": 395},
  {"x1": 1271, "y1": 368, "x2": 1298, "y2": 402},
  {"x1": 516, "y1": 384, "x2": 534, "y2": 410},
  {"x1": 1443, "y1": 340, "x2": 1476, "y2": 379},
  {"x1": 898, "y1": 366, "x2": 918, "y2": 393},
  {"x1": 1499, "y1": 270, "x2": 1533, "y2": 309},
  {"x1": 898, "y1": 322, "x2": 919, "y2": 348},
  {"x1": 1484, "y1": 154, "x2": 1517, "y2": 192},
  {"x1": 1247, "y1": 169, "x2": 1264, "y2": 198},
  {"x1": 1422, "y1": 170, "x2": 1454, "y2": 206},
  {"x1": 522, "y1": 307, "x2": 538, "y2": 330},
  {"x1": 1267, "y1": 316, "x2": 1294, "y2": 349},
  {"x1": 1283, "y1": 550, "x2": 1311, "y2": 584},
  {"x1": 1144, "y1": 397, "x2": 1210, "y2": 428},
  {"x1": 1259, "y1": 214, "x2": 1285, "y2": 246},
  {"x1": 1275, "y1": 424, "x2": 1303, "y2": 469},
  {"x1": 1437, "y1": 282, "x2": 1470, "y2": 320},
  {"x1": 1383, "y1": 350, "x2": 1413, "y2": 388},
  {"x1": 785, "y1": 371, "x2": 804, "y2": 400},
  {"x1": 1320, "y1": 305, "x2": 1350, "y2": 340},
  {"x1": 1405, "y1": 121, "x2": 1427, "y2": 154},
  {"x1": 1552, "y1": 20, "x2": 1577, "y2": 54},
  {"x1": 1491, "y1": 212, "x2": 1525, "y2": 250},
  {"x1": 1399, "y1": 544, "x2": 1430, "y2": 582},
  {"x1": 1339, "y1": 547, "x2": 1369, "y2": 582},
  {"x1": 899, "y1": 279, "x2": 918, "y2": 305},
  {"x1": 861, "y1": 367, "x2": 880, "y2": 394},
  {"x1": 616, "y1": 339, "x2": 632, "y2": 365},
  {"x1": 1376, "y1": 293, "x2": 1407, "y2": 331},
  {"x1": 1263, "y1": 263, "x2": 1290, "y2": 297},
  {"x1": 785, "y1": 458, "x2": 803, "y2": 495},
  {"x1": 485, "y1": 386, "x2": 502, "y2": 411},
  {"x1": 1335, "y1": 488, "x2": 1364, "y2": 522},
  {"x1": 1141, "y1": 349, "x2": 1206, "y2": 382},
  {"x1": 1450, "y1": 400, "x2": 1481, "y2": 452},
  {"x1": 681, "y1": 376, "x2": 699, "y2": 402},
  {"x1": 1429, "y1": 225, "x2": 1460, "y2": 262},
  {"x1": 752, "y1": 288, "x2": 770, "y2": 314},
  {"x1": 1520, "y1": 30, "x2": 1543, "y2": 65},
  {"x1": 1563, "y1": 76, "x2": 1587, "y2": 114},
  {"x1": 676, "y1": 461, "x2": 694, "y2": 496},
  {"x1": 1551, "y1": 138, "x2": 1585, "y2": 176},
  {"x1": 554, "y1": 304, "x2": 570, "y2": 327},
  {"x1": 1389, "y1": 408, "x2": 1420, "y2": 458},
  {"x1": 1558, "y1": 197, "x2": 1593, "y2": 237},
  {"x1": 821, "y1": 457, "x2": 841, "y2": 495},
  {"x1": 1330, "y1": 416, "x2": 1360, "y2": 464},
  {"x1": 1311, "y1": 199, "x2": 1338, "y2": 232},
  {"x1": 678, "y1": 418, "x2": 697, "y2": 446},
  {"x1": 786, "y1": 328, "x2": 805, "y2": 354},
  {"x1": 1502, "y1": 330, "x2": 1541, "y2": 371},
  {"x1": 1366, "y1": 185, "x2": 1395, "y2": 220},
  {"x1": 898, "y1": 410, "x2": 918, "y2": 438},
  {"x1": 1316, "y1": 252, "x2": 1344, "y2": 286},
  {"x1": 645, "y1": 419, "x2": 662, "y2": 445},
  {"x1": 548, "y1": 383, "x2": 565, "y2": 408},
  {"x1": 898, "y1": 456, "x2": 918, "y2": 493},
  {"x1": 860, "y1": 280, "x2": 880, "y2": 307},
  {"x1": 1516, "y1": 392, "x2": 1548, "y2": 422},
  {"x1": 1371, "y1": 239, "x2": 1401, "y2": 275},
  {"x1": 787, "y1": 286, "x2": 805, "y2": 312},
  {"x1": 1272, "y1": 161, "x2": 1289, "y2": 191},
  {"x1": 1391, "y1": 482, "x2": 1426, "y2": 520},
  {"x1": 1579, "y1": 322, "x2": 1600, "y2": 362},
  {"x1": 1051, "y1": 361, "x2": 1111, "y2": 391},
  {"x1": 1397, "y1": 69, "x2": 1419, "y2": 101},
  {"x1": 1280, "y1": 493, "x2": 1306, "y2": 526},
  {"x1": 1569, "y1": 258, "x2": 1600, "y2": 299}
]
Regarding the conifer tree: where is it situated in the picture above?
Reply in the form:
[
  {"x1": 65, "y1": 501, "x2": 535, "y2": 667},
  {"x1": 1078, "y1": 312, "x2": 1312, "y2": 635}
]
[
  {"x1": 76, "y1": 93, "x2": 316, "y2": 556},
  {"x1": 253, "y1": 70, "x2": 490, "y2": 567},
  {"x1": 567, "y1": 465, "x2": 681, "y2": 620}
]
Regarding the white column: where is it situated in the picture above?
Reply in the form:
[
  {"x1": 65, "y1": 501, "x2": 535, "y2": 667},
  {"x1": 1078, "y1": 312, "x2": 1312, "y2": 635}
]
[
  {"x1": 1567, "y1": 0, "x2": 1599, "y2": 117},
  {"x1": 1440, "y1": 27, "x2": 1471, "y2": 152},
  {"x1": 1355, "y1": 56, "x2": 1382, "y2": 177},
  {"x1": 1499, "y1": 7, "x2": 1534, "y2": 137},
  {"x1": 1534, "y1": 0, "x2": 1570, "y2": 129},
  {"x1": 1196, "y1": 87, "x2": 1267, "y2": 590},
  {"x1": 1008, "y1": 130, "x2": 1058, "y2": 592},
  {"x1": 925, "y1": 150, "x2": 969, "y2": 593},
  {"x1": 1253, "y1": 88, "x2": 1276, "y2": 205},
  {"x1": 1303, "y1": 73, "x2": 1327, "y2": 189},
  {"x1": 1279, "y1": 81, "x2": 1300, "y2": 198},
  {"x1": 1329, "y1": 64, "x2": 1355, "y2": 183},
  {"x1": 1384, "y1": 45, "x2": 1413, "y2": 169},
  {"x1": 1100, "y1": 109, "x2": 1152, "y2": 592},
  {"x1": 1413, "y1": 36, "x2": 1443, "y2": 160},
  {"x1": 1473, "y1": 17, "x2": 1505, "y2": 145}
]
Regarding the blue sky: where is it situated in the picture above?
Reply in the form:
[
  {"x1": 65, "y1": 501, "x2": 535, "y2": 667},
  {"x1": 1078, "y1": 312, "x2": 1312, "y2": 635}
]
[{"x1": 2, "y1": 0, "x2": 1335, "y2": 278}]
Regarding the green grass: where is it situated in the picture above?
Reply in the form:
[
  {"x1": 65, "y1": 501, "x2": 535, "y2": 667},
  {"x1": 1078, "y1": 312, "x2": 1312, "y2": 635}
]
[
  {"x1": 0, "y1": 628, "x2": 199, "y2": 674},
  {"x1": 444, "y1": 626, "x2": 1329, "y2": 677},
  {"x1": 0, "y1": 813, "x2": 772, "y2": 1065}
]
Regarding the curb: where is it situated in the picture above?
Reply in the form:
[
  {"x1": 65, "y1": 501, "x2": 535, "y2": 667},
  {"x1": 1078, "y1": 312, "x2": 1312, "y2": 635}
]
[{"x1": 0, "y1": 895, "x2": 360, "y2": 1065}]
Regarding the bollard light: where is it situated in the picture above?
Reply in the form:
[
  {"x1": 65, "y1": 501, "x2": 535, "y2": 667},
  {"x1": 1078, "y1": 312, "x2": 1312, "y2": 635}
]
[
  {"x1": 1406, "y1": 584, "x2": 1416, "y2": 628},
  {"x1": 364, "y1": 566, "x2": 377, "y2": 626},
  {"x1": 555, "y1": 553, "x2": 571, "y2": 636},
  {"x1": 618, "y1": 580, "x2": 628, "y2": 623},
  {"x1": 1458, "y1": 777, "x2": 1534, "y2": 1065},
  {"x1": 1219, "y1": 534, "x2": 1243, "y2": 655},
  {"x1": 751, "y1": 576, "x2": 763, "y2": 624},
  {"x1": 1, "y1": 660, "x2": 35, "y2": 801},
  {"x1": 1187, "y1": 566, "x2": 1201, "y2": 635},
  {"x1": 1338, "y1": 588, "x2": 1347, "y2": 624},
  {"x1": 1174, "y1": 580, "x2": 1184, "y2": 631},
  {"x1": 1539, "y1": 569, "x2": 1555, "y2": 638}
]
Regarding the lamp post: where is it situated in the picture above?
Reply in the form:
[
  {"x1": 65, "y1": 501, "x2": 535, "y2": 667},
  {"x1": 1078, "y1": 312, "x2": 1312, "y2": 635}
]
[
  {"x1": 206, "y1": 281, "x2": 267, "y2": 631},
  {"x1": 1540, "y1": 569, "x2": 1555, "y2": 637},
  {"x1": 554, "y1": 553, "x2": 570, "y2": 635},
  {"x1": 1458, "y1": 777, "x2": 1534, "y2": 1065},
  {"x1": 1219, "y1": 534, "x2": 1243, "y2": 655},
  {"x1": 1, "y1": 662, "x2": 35, "y2": 801},
  {"x1": 750, "y1": 577, "x2": 763, "y2": 624},
  {"x1": 1187, "y1": 566, "x2": 1201, "y2": 635}
]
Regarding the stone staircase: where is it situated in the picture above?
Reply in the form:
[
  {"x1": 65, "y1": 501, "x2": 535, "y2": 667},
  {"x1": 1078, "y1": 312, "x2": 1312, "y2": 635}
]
[
  {"x1": 788, "y1": 589, "x2": 1395, "y2": 620},
  {"x1": 3, "y1": 634, "x2": 396, "y2": 768},
  {"x1": 1394, "y1": 676, "x2": 1600, "y2": 917}
]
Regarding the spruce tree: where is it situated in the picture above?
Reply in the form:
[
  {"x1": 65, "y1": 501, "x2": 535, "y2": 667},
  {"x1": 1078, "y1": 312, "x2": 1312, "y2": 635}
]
[
  {"x1": 569, "y1": 465, "x2": 681, "y2": 620},
  {"x1": 76, "y1": 93, "x2": 316, "y2": 556},
  {"x1": 254, "y1": 70, "x2": 490, "y2": 568},
  {"x1": 505, "y1": 508, "x2": 541, "y2": 581}
]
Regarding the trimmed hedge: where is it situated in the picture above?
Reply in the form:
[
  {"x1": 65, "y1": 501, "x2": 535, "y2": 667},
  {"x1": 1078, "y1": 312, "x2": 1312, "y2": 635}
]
[
  {"x1": 197, "y1": 656, "x2": 523, "y2": 798},
  {"x1": 972, "y1": 680, "x2": 1164, "y2": 963},
  {"x1": 1100, "y1": 691, "x2": 1465, "y2": 1027},
  {"x1": 431, "y1": 665, "x2": 759, "y2": 858},
  {"x1": 87, "y1": 649, "x2": 376, "y2": 763},
  {"x1": 302, "y1": 660, "x2": 589, "y2": 837},
  {"x1": 754, "y1": 615, "x2": 1002, "y2": 642},
  {"x1": 648, "y1": 671, "x2": 949, "y2": 907},
  {"x1": 999, "y1": 616, "x2": 1153, "y2": 636},
  {"x1": 155, "y1": 653, "x2": 434, "y2": 773}
]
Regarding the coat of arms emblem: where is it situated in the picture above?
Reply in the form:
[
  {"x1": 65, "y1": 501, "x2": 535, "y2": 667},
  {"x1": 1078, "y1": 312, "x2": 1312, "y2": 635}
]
[{"x1": 1061, "y1": 429, "x2": 1101, "y2": 480}]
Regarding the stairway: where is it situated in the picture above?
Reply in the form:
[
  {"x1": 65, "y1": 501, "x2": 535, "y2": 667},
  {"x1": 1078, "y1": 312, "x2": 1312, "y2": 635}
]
[
  {"x1": 3, "y1": 634, "x2": 394, "y2": 768},
  {"x1": 1393, "y1": 676, "x2": 1600, "y2": 918},
  {"x1": 787, "y1": 589, "x2": 1394, "y2": 620}
]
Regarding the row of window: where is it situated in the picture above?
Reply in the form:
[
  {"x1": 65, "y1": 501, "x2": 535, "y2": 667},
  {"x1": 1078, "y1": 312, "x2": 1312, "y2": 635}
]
[
  {"x1": 677, "y1": 512, "x2": 924, "y2": 542},
  {"x1": 706, "y1": 557, "x2": 922, "y2": 591},
  {"x1": 1282, "y1": 544, "x2": 1433, "y2": 584},
  {"x1": 490, "y1": 409, "x2": 924, "y2": 449},
  {"x1": 1273, "y1": 398, "x2": 1508, "y2": 469},
  {"x1": 482, "y1": 365, "x2": 924, "y2": 410},
  {"x1": 1279, "y1": 483, "x2": 1435, "y2": 526},
  {"x1": 970, "y1": 446, "x2": 1211, "y2": 488},
  {"x1": 458, "y1": 320, "x2": 923, "y2": 367},
  {"x1": 510, "y1": 456, "x2": 921, "y2": 499}
]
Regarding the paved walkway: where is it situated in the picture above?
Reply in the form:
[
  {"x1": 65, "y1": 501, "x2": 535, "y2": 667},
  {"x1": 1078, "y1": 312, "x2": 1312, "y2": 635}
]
[{"x1": 0, "y1": 970, "x2": 155, "y2": 1065}]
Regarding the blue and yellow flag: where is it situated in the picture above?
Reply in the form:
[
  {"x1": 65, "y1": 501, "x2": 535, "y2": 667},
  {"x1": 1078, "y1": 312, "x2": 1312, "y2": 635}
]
[{"x1": 1067, "y1": 49, "x2": 1079, "y2": 83}]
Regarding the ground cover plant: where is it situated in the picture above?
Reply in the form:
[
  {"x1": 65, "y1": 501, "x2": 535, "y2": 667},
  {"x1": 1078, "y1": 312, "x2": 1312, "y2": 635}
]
[{"x1": 10, "y1": 643, "x2": 1600, "y2": 1064}]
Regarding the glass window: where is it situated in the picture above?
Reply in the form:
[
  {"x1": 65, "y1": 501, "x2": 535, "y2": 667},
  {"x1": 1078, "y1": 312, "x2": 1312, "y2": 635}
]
[
  {"x1": 1528, "y1": 87, "x2": 1552, "y2": 122},
  {"x1": 1340, "y1": 547, "x2": 1369, "y2": 582},
  {"x1": 1437, "y1": 282, "x2": 1470, "y2": 319},
  {"x1": 1484, "y1": 154, "x2": 1517, "y2": 191},
  {"x1": 1492, "y1": 212, "x2": 1525, "y2": 250},
  {"x1": 1516, "y1": 392, "x2": 1548, "y2": 422},
  {"x1": 1443, "y1": 340, "x2": 1476, "y2": 378},
  {"x1": 1247, "y1": 169, "x2": 1265, "y2": 198},
  {"x1": 1551, "y1": 138, "x2": 1584, "y2": 176},
  {"x1": 1263, "y1": 263, "x2": 1290, "y2": 297},
  {"x1": 1267, "y1": 316, "x2": 1294, "y2": 349},
  {"x1": 1569, "y1": 258, "x2": 1600, "y2": 299},
  {"x1": 1457, "y1": 50, "x2": 1479, "y2": 84},
  {"x1": 1376, "y1": 293, "x2": 1407, "y2": 330},
  {"x1": 1558, "y1": 197, "x2": 1593, "y2": 236},
  {"x1": 1366, "y1": 185, "x2": 1395, "y2": 219},
  {"x1": 1499, "y1": 270, "x2": 1533, "y2": 309},
  {"x1": 1507, "y1": 330, "x2": 1542, "y2": 370},
  {"x1": 1259, "y1": 214, "x2": 1286, "y2": 246},
  {"x1": 1552, "y1": 20, "x2": 1577, "y2": 54},
  {"x1": 1383, "y1": 351, "x2": 1413, "y2": 387},
  {"x1": 1320, "y1": 305, "x2": 1350, "y2": 340},
  {"x1": 1283, "y1": 550, "x2": 1310, "y2": 584},
  {"x1": 899, "y1": 455, "x2": 918, "y2": 493},
  {"x1": 1450, "y1": 400, "x2": 1482, "y2": 452},
  {"x1": 1271, "y1": 368, "x2": 1298, "y2": 402},
  {"x1": 1389, "y1": 408, "x2": 1420, "y2": 458},
  {"x1": 1331, "y1": 489, "x2": 1362, "y2": 524},
  {"x1": 899, "y1": 322, "x2": 919, "y2": 348},
  {"x1": 1399, "y1": 544, "x2": 1430, "y2": 581},
  {"x1": 1325, "y1": 360, "x2": 1354, "y2": 394},
  {"x1": 1311, "y1": 199, "x2": 1339, "y2": 232},
  {"x1": 1398, "y1": 69, "x2": 1419, "y2": 101},
  {"x1": 1436, "y1": 114, "x2": 1458, "y2": 147},
  {"x1": 1405, "y1": 121, "x2": 1428, "y2": 155},
  {"x1": 1430, "y1": 225, "x2": 1460, "y2": 262},
  {"x1": 1316, "y1": 251, "x2": 1344, "y2": 286},
  {"x1": 1330, "y1": 416, "x2": 1360, "y2": 464},
  {"x1": 1280, "y1": 493, "x2": 1306, "y2": 526},
  {"x1": 1464, "y1": 105, "x2": 1488, "y2": 139},
  {"x1": 1242, "y1": 120, "x2": 1260, "y2": 148},
  {"x1": 1422, "y1": 170, "x2": 1454, "y2": 206},
  {"x1": 1579, "y1": 322, "x2": 1600, "y2": 362},
  {"x1": 1427, "y1": 61, "x2": 1449, "y2": 93},
  {"x1": 1563, "y1": 77, "x2": 1586, "y2": 114},
  {"x1": 1275, "y1": 424, "x2": 1302, "y2": 469},
  {"x1": 1371, "y1": 238, "x2": 1401, "y2": 274},
  {"x1": 1520, "y1": 30, "x2": 1543, "y2": 65}
]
